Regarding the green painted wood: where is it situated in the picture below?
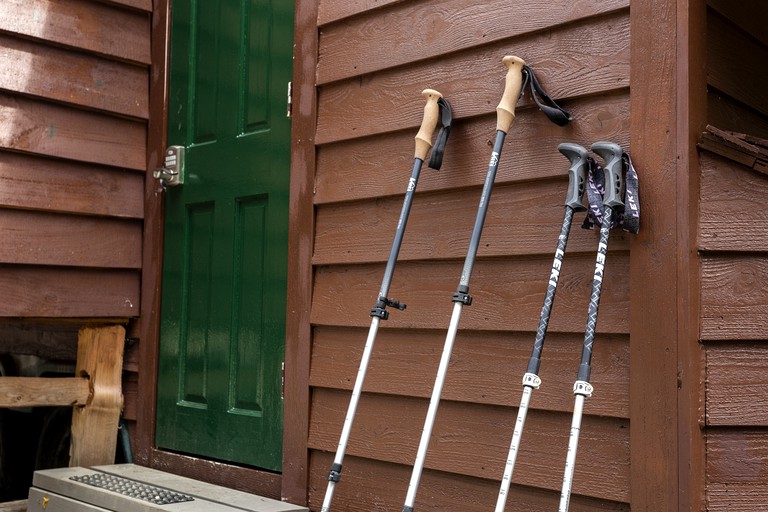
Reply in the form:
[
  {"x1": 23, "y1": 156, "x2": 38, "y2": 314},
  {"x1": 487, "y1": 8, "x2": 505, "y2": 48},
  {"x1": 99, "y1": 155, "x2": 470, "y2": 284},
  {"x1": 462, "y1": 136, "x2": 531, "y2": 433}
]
[{"x1": 156, "y1": 0, "x2": 293, "y2": 472}]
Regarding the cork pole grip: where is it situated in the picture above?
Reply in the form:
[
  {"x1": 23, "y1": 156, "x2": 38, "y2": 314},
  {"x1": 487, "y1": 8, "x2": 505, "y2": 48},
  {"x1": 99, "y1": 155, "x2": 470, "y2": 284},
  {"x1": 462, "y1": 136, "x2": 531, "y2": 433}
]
[
  {"x1": 496, "y1": 56, "x2": 526, "y2": 134},
  {"x1": 414, "y1": 89, "x2": 443, "y2": 161}
]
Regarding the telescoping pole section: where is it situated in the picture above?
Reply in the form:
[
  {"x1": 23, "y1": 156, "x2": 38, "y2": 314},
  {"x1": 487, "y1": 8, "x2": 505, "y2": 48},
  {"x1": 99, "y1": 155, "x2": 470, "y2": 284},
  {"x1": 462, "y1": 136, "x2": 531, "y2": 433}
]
[
  {"x1": 494, "y1": 143, "x2": 588, "y2": 511},
  {"x1": 400, "y1": 56, "x2": 526, "y2": 512},
  {"x1": 558, "y1": 141, "x2": 625, "y2": 512},
  {"x1": 320, "y1": 90, "x2": 447, "y2": 512}
]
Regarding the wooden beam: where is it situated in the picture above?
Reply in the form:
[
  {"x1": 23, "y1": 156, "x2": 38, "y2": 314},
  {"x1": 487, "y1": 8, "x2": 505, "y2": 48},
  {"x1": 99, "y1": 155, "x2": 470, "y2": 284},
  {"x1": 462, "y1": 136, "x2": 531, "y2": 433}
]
[
  {"x1": 0, "y1": 377, "x2": 89, "y2": 408},
  {"x1": 69, "y1": 325, "x2": 125, "y2": 468},
  {"x1": 0, "y1": 500, "x2": 27, "y2": 512}
]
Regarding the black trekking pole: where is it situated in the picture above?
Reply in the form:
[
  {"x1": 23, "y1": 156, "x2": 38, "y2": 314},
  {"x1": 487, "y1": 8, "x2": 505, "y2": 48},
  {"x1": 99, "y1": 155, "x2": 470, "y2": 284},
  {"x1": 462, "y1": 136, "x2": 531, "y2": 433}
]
[
  {"x1": 400, "y1": 55, "x2": 526, "y2": 512},
  {"x1": 558, "y1": 142, "x2": 624, "y2": 512},
  {"x1": 494, "y1": 143, "x2": 588, "y2": 511},
  {"x1": 320, "y1": 89, "x2": 451, "y2": 512}
]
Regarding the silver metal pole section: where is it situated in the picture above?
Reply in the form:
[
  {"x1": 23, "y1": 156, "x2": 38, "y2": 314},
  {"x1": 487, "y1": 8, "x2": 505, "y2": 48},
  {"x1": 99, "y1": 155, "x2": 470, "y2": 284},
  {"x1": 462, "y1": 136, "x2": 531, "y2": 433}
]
[
  {"x1": 558, "y1": 390, "x2": 589, "y2": 512},
  {"x1": 321, "y1": 90, "x2": 446, "y2": 512}
]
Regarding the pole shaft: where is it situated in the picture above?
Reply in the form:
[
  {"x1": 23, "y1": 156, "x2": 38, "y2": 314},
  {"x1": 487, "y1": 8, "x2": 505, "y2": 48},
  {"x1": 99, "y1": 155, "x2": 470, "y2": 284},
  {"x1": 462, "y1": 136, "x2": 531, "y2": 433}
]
[
  {"x1": 321, "y1": 159, "x2": 423, "y2": 512},
  {"x1": 559, "y1": 393, "x2": 587, "y2": 512},
  {"x1": 495, "y1": 385, "x2": 533, "y2": 511}
]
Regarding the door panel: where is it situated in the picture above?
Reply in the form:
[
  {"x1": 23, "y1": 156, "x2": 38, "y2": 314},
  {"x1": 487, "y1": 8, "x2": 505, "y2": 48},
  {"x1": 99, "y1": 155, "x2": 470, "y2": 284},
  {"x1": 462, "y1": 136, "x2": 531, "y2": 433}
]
[{"x1": 156, "y1": 0, "x2": 292, "y2": 472}]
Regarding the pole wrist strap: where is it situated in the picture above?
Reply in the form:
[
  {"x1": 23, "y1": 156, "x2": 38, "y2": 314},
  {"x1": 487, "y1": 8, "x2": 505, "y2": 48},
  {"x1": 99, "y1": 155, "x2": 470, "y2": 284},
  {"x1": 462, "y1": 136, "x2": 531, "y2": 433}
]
[
  {"x1": 521, "y1": 65, "x2": 573, "y2": 127},
  {"x1": 428, "y1": 97, "x2": 453, "y2": 170},
  {"x1": 582, "y1": 152, "x2": 641, "y2": 233}
]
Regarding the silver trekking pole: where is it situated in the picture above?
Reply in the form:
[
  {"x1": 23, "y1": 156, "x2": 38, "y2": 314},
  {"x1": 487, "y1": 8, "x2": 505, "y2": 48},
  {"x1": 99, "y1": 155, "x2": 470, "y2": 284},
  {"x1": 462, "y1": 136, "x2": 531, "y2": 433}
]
[
  {"x1": 320, "y1": 89, "x2": 451, "y2": 512},
  {"x1": 400, "y1": 56, "x2": 526, "y2": 512},
  {"x1": 558, "y1": 142, "x2": 624, "y2": 512},
  {"x1": 494, "y1": 143, "x2": 588, "y2": 511}
]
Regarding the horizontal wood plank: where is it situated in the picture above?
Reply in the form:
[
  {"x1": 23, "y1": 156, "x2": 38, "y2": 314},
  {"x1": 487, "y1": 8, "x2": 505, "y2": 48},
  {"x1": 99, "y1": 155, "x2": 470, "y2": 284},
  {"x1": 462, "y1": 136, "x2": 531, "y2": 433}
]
[
  {"x1": 316, "y1": 12, "x2": 629, "y2": 144},
  {"x1": 699, "y1": 152, "x2": 768, "y2": 251},
  {"x1": 317, "y1": 1, "x2": 627, "y2": 84},
  {"x1": 308, "y1": 388, "x2": 630, "y2": 502},
  {"x1": 707, "y1": 92, "x2": 768, "y2": 140},
  {"x1": 308, "y1": 451, "x2": 630, "y2": 511},
  {"x1": 317, "y1": 0, "x2": 405, "y2": 26},
  {"x1": 707, "y1": 428, "x2": 768, "y2": 511},
  {"x1": 0, "y1": 323, "x2": 78, "y2": 360},
  {"x1": 0, "y1": 376, "x2": 88, "y2": 407},
  {"x1": 0, "y1": 92, "x2": 146, "y2": 171},
  {"x1": 316, "y1": 91, "x2": 630, "y2": 204},
  {"x1": 98, "y1": 0, "x2": 153, "y2": 12},
  {"x1": 0, "y1": 209, "x2": 141, "y2": 268},
  {"x1": 0, "y1": 266, "x2": 139, "y2": 318},
  {"x1": 707, "y1": 483, "x2": 768, "y2": 512},
  {"x1": 707, "y1": 0, "x2": 768, "y2": 48},
  {"x1": 310, "y1": 326, "x2": 630, "y2": 418},
  {"x1": 0, "y1": 500, "x2": 27, "y2": 512},
  {"x1": 0, "y1": 33, "x2": 148, "y2": 118},
  {"x1": 311, "y1": 254, "x2": 630, "y2": 334},
  {"x1": 314, "y1": 178, "x2": 630, "y2": 265},
  {"x1": 707, "y1": 13, "x2": 768, "y2": 118},
  {"x1": 701, "y1": 255, "x2": 768, "y2": 340},
  {"x1": 0, "y1": 151, "x2": 143, "y2": 218},
  {"x1": 706, "y1": 343, "x2": 768, "y2": 426},
  {"x1": 0, "y1": 0, "x2": 151, "y2": 64}
]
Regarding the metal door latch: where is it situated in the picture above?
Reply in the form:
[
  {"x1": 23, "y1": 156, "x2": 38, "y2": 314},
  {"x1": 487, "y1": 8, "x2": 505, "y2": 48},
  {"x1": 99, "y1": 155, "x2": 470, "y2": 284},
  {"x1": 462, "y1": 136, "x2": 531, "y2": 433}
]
[{"x1": 153, "y1": 146, "x2": 185, "y2": 187}]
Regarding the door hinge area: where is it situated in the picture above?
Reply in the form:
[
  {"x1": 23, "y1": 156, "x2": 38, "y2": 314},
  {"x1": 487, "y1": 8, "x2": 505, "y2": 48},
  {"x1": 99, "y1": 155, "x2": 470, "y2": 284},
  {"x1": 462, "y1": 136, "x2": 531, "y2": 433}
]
[
  {"x1": 286, "y1": 82, "x2": 292, "y2": 118},
  {"x1": 281, "y1": 361, "x2": 285, "y2": 400}
]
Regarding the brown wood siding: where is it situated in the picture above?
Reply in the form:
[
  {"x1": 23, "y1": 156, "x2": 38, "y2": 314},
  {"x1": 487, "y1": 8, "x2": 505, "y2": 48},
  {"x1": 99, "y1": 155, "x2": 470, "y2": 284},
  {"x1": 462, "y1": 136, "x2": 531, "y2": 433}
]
[
  {"x1": 701, "y1": 0, "x2": 768, "y2": 496},
  {"x1": 0, "y1": 1, "x2": 147, "y2": 319},
  {"x1": 308, "y1": 2, "x2": 631, "y2": 509}
]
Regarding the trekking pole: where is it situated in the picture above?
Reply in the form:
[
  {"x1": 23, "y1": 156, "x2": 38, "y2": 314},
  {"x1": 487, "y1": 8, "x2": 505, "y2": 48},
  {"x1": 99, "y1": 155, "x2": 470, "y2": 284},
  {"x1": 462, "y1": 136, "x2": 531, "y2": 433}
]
[
  {"x1": 558, "y1": 142, "x2": 625, "y2": 512},
  {"x1": 320, "y1": 89, "x2": 451, "y2": 512},
  {"x1": 401, "y1": 56, "x2": 526, "y2": 512},
  {"x1": 494, "y1": 143, "x2": 588, "y2": 512}
]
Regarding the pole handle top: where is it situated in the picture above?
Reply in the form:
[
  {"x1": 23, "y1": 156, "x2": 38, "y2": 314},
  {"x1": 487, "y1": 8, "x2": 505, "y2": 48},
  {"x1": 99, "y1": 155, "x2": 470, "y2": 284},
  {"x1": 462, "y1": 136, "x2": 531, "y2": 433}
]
[
  {"x1": 591, "y1": 141, "x2": 625, "y2": 209},
  {"x1": 558, "y1": 143, "x2": 588, "y2": 211},
  {"x1": 496, "y1": 56, "x2": 526, "y2": 134},
  {"x1": 415, "y1": 89, "x2": 443, "y2": 161}
]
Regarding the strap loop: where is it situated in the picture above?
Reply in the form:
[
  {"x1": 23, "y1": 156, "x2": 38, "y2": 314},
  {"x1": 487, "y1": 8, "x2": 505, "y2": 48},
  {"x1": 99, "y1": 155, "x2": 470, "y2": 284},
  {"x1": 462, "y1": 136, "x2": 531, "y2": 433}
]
[
  {"x1": 521, "y1": 65, "x2": 573, "y2": 127},
  {"x1": 582, "y1": 151, "x2": 641, "y2": 233},
  {"x1": 428, "y1": 97, "x2": 452, "y2": 170}
]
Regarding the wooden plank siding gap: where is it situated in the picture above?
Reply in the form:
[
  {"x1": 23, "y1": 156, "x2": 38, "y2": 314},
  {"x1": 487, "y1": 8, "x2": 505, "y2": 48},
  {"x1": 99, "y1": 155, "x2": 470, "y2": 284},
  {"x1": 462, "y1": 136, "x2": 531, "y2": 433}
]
[
  {"x1": 317, "y1": 0, "x2": 407, "y2": 27},
  {"x1": 0, "y1": 0, "x2": 151, "y2": 65},
  {"x1": 315, "y1": 11, "x2": 630, "y2": 145},
  {"x1": 316, "y1": 1, "x2": 629, "y2": 85},
  {"x1": 95, "y1": 0, "x2": 153, "y2": 13}
]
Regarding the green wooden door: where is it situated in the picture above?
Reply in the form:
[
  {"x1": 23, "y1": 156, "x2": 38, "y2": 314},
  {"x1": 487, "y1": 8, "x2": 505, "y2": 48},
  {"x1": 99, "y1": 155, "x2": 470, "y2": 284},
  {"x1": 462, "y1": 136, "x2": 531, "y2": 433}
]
[{"x1": 156, "y1": 0, "x2": 293, "y2": 472}]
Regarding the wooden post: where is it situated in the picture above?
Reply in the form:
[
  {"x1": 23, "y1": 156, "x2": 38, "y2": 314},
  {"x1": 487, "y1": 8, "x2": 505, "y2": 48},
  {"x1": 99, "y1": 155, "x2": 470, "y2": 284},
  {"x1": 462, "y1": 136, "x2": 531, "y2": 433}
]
[{"x1": 69, "y1": 324, "x2": 125, "y2": 468}]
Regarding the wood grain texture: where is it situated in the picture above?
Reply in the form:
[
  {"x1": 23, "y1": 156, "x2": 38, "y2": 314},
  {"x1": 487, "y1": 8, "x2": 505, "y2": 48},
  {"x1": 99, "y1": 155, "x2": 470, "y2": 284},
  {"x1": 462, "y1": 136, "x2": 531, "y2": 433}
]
[
  {"x1": 317, "y1": 0, "x2": 628, "y2": 84},
  {"x1": 699, "y1": 152, "x2": 768, "y2": 251},
  {"x1": 0, "y1": 152, "x2": 143, "y2": 218},
  {"x1": 0, "y1": 266, "x2": 139, "y2": 318},
  {"x1": 0, "y1": 501, "x2": 27, "y2": 512},
  {"x1": 316, "y1": 91, "x2": 629, "y2": 205},
  {"x1": 0, "y1": 93, "x2": 146, "y2": 171},
  {"x1": 0, "y1": 376, "x2": 89, "y2": 407},
  {"x1": 316, "y1": 11, "x2": 629, "y2": 144},
  {"x1": 312, "y1": 253, "x2": 630, "y2": 334},
  {"x1": 308, "y1": 388, "x2": 630, "y2": 502},
  {"x1": 707, "y1": 12, "x2": 768, "y2": 118},
  {"x1": 0, "y1": 323, "x2": 78, "y2": 359},
  {"x1": 308, "y1": 451, "x2": 629, "y2": 511},
  {"x1": 0, "y1": 33, "x2": 148, "y2": 118},
  {"x1": 0, "y1": 0, "x2": 151, "y2": 65},
  {"x1": 706, "y1": 343, "x2": 768, "y2": 426},
  {"x1": 310, "y1": 326, "x2": 630, "y2": 418},
  {"x1": 0, "y1": 209, "x2": 141, "y2": 268},
  {"x1": 99, "y1": 0, "x2": 153, "y2": 12},
  {"x1": 701, "y1": 255, "x2": 768, "y2": 340},
  {"x1": 706, "y1": 428, "x2": 768, "y2": 511},
  {"x1": 707, "y1": 92, "x2": 768, "y2": 140},
  {"x1": 70, "y1": 325, "x2": 125, "y2": 467},
  {"x1": 314, "y1": 178, "x2": 630, "y2": 265},
  {"x1": 317, "y1": 0, "x2": 405, "y2": 26}
]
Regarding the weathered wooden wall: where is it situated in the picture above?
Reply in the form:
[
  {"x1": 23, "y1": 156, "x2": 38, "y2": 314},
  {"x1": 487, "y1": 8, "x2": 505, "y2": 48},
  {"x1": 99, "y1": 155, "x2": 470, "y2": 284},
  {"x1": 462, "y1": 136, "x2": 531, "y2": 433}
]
[
  {"x1": 702, "y1": 2, "x2": 768, "y2": 509},
  {"x1": 0, "y1": 0, "x2": 151, "y2": 470},
  {"x1": 308, "y1": 1, "x2": 632, "y2": 510}
]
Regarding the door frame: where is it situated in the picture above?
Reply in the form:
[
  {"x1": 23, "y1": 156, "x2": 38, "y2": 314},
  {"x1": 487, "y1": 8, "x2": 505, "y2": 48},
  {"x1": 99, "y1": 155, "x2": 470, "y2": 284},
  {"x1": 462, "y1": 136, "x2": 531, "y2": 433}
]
[{"x1": 135, "y1": 0, "x2": 314, "y2": 504}]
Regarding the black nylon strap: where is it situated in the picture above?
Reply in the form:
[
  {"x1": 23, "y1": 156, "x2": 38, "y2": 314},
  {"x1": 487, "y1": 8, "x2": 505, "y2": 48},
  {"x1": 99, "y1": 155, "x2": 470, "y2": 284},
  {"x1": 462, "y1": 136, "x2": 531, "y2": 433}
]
[
  {"x1": 521, "y1": 65, "x2": 573, "y2": 127},
  {"x1": 428, "y1": 97, "x2": 452, "y2": 170},
  {"x1": 582, "y1": 150, "x2": 640, "y2": 233}
]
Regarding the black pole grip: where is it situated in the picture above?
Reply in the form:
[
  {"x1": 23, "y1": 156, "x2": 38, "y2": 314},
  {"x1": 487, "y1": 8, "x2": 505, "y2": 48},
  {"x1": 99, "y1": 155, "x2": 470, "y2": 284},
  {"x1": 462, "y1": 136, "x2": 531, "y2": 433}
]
[
  {"x1": 591, "y1": 141, "x2": 624, "y2": 209},
  {"x1": 557, "y1": 143, "x2": 588, "y2": 212}
]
